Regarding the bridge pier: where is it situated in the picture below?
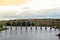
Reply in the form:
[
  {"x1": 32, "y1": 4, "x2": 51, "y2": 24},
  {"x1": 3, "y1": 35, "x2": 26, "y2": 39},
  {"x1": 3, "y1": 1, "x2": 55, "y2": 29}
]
[
  {"x1": 35, "y1": 24, "x2": 37, "y2": 30},
  {"x1": 54, "y1": 26, "x2": 57, "y2": 31},
  {"x1": 26, "y1": 21, "x2": 27, "y2": 30},
  {"x1": 15, "y1": 20, "x2": 17, "y2": 30},
  {"x1": 35, "y1": 21, "x2": 37, "y2": 30},
  {"x1": 10, "y1": 21, "x2": 12, "y2": 30},
  {"x1": 31, "y1": 21, "x2": 32, "y2": 30},
  {"x1": 50, "y1": 27, "x2": 52, "y2": 31},
  {"x1": 35, "y1": 26, "x2": 37, "y2": 30},
  {"x1": 40, "y1": 27, "x2": 42, "y2": 30},
  {"x1": 45, "y1": 27, "x2": 47, "y2": 31},
  {"x1": 20, "y1": 21, "x2": 22, "y2": 30}
]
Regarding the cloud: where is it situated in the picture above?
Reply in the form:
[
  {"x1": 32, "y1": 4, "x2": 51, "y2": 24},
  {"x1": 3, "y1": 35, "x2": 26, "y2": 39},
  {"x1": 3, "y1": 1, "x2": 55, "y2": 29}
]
[
  {"x1": 0, "y1": 0, "x2": 60, "y2": 20},
  {"x1": 0, "y1": 7, "x2": 60, "y2": 20},
  {"x1": 0, "y1": 0, "x2": 28, "y2": 5}
]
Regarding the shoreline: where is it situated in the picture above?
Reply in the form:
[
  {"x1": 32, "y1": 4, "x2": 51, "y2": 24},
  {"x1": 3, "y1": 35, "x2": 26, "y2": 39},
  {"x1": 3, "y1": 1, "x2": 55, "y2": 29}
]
[{"x1": 0, "y1": 28, "x2": 9, "y2": 31}]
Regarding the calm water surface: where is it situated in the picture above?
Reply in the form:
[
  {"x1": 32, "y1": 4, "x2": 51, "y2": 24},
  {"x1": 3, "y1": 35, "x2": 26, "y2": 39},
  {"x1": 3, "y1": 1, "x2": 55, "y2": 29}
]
[{"x1": 0, "y1": 26, "x2": 59, "y2": 40}]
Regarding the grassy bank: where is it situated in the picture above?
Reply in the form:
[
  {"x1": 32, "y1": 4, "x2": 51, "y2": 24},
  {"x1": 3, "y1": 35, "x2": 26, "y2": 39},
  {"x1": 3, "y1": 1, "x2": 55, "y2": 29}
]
[{"x1": 0, "y1": 28, "x2": 8, "y2": 31}]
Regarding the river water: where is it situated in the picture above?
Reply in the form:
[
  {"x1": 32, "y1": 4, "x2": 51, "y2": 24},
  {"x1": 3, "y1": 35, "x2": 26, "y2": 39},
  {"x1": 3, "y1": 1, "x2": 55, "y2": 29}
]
[{"x1": 0, "y1": 26, "x2": 59, "y2": 40}]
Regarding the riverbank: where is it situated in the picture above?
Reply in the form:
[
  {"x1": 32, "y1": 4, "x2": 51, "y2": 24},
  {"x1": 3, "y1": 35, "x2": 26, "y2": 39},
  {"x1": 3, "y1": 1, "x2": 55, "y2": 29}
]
[{"x1": 0, "y1": 28, "x2": 8, "y2": 31}]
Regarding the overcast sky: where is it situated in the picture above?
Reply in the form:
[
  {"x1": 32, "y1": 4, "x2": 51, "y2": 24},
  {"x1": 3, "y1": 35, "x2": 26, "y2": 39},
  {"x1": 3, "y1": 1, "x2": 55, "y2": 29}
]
[{"x1": 0, "y1": 0, "x2": 60, "y2": 20}]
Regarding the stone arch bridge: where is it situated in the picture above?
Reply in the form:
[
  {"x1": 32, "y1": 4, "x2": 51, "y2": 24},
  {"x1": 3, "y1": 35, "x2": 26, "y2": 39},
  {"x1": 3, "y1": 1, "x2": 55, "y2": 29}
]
[{"x1": 0, "y1": 19, "x2": 60, "y2": 29}]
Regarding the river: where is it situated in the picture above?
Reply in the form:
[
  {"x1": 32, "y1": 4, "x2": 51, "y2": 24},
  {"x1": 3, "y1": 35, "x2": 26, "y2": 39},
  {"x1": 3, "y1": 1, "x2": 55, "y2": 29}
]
[{"x1": 0, "y1": 26, "x2": 59, "y2": 40}]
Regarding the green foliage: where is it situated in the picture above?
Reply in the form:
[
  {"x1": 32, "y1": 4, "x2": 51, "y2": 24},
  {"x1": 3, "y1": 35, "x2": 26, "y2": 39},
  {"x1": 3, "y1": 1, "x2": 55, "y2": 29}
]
[
  {"x1": 55, "y1": 21, "x2": 60, "y2": 29},
  {"x1": 0, "y1": 28, "x2": 8, "y2": 31},
  {"x1": 0, "y1": 19, "x2": 60, "y2": 29},
  {"x1": 33, "y1": 20, "x2": 40, "y2": 26},
  {"x1": 2, "y1": 22, "x2": 7, "y2": 26}
]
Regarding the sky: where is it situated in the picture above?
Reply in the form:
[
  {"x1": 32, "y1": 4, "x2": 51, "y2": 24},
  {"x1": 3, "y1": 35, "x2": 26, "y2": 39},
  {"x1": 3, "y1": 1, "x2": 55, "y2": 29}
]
[{"x1": 0, "y1": 0, "x2": 60, "y2": 20}]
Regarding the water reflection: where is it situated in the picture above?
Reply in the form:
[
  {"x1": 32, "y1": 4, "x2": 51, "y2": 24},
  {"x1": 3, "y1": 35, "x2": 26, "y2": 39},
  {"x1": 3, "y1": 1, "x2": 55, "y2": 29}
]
[
  {"x1": 20, "y1": 30, "x2": 22, "y2": 35},
  {"x1": 21, "y1": 27, "x2": 22, "y2": 30},
  {"x1": 10, "y1": 30, "x2": 13, "y2": 35},
  {"x1": 26, "y1": 27, "x2": 27, "y2": 31},
  {"x1": 54, "y1": 28, "x2": 57, "y2": 31},
  {"x1": 57, "y1": 34, "x2": 60, "y2": 39},
  {"x1": 10, "y1": 27, "x2": 12, "y2": 31},
  {"x1": 40, "y1": 27, "x2": 42, "y2": 30},
  {"x1": 50, "y1": 27, "x2": 52, "y2": 31},
  {"x1": 4, "y1": 30, "x2": 8, "y2": 35},
  {"x1": 31, "y1": 27, "x2": 32, "y2": 30},
  {"x1": 15, "y1": 27, "x2": 17, "y2": 30},
  {"x1": 57, "y1": 30, "x2": 60, "y2": 39},
  {"x1": 45, "y1": 27, "x2": 47, "y2": 31},
  {"x1": 35, "y1": 27, "x2": 37, "y2": 30},
  {"x1": 0, "y1": 26, "x2": 60, "y2": 40}
]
